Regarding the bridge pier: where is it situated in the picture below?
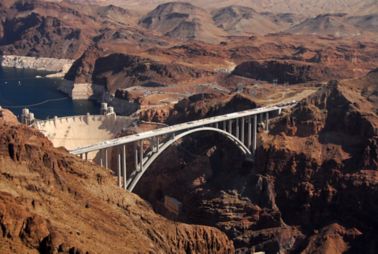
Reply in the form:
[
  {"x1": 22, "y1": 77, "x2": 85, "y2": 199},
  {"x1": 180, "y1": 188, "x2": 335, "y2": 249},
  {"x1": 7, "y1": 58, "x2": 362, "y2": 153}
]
[
  {"x1": 134, "y1": 143, "x2": 138, "y2": 172},
  {"x1": 241, "y1": 117, "x2": 245, "y2": 144},
  {"x1": 247, "y1": 117, "x2": 252, "y2": 148},
  {"x1": 236, "y1": 119, "x2": 240, "y2": 140},
  {"x1": 105, "y1": 149, "x2": 108, "y2": 169},
  {"x1": 228, "y1": 120, "x2": 232, "y2": 134},
  {"x1": 265, "y1": 112, "x2": 269, "y2": 131},
  {"x1": 253, "y1": 115, "x2": 257, "y2": 153},
  {"x1": 100, "y1": 150, "x2": 103, "y2": 167},
  {"x1": 123, "y1": 145, "x2": 127, "y2": 190},
  {"x1": 139, "y1": 140, "x2": 144, "y2": 172},
  {"x1": 118, "y1": 153, "x2": 122, "y2": 187}
]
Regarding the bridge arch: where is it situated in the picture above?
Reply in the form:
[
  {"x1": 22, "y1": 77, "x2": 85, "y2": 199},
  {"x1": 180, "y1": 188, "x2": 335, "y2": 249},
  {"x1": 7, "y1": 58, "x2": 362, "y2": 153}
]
[{"x1": 127, "y1": 127, "x2": 252, "y2": 191}]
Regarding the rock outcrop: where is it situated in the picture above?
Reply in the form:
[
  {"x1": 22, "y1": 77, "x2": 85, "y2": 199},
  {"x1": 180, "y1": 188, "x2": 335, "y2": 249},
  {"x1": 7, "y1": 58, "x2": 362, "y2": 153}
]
[
  {"x1": 137, "y1": 93, "x2": 258, "y2": 124},
  {"x1": 0, "y1": 111, "x2": 234, "y2": 253},
  {"x1": 132, "y1": 71, "x2": 378, "y2": 253},
  {"x1": 139, "y1": 2, "x2": 226, "y2": 43},
  {"x1": 64, "y1": 48, "x2": 214, "y2": 99},
  {"x1": 232, "y1": 60, "x2": 317, "y2": 84}
]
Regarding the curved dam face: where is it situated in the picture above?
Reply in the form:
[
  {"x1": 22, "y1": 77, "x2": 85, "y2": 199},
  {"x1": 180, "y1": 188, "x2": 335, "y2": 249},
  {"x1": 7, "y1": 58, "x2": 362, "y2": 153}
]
[{"x1": 34, "y1": 115, "x2": 134, "y2": 151}]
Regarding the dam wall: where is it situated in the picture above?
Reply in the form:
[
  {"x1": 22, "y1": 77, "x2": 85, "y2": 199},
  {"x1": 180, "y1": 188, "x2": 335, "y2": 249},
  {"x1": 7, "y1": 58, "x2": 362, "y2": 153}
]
[{"x1": 34, "y1": 114, "x2": 134, "y2": 152}]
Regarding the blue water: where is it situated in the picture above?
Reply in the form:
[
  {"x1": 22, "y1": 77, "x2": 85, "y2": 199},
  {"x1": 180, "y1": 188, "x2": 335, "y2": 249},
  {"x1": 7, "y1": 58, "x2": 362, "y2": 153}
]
[{"x1": 0, "y1": 67, "x2": 99, "y2": 119}]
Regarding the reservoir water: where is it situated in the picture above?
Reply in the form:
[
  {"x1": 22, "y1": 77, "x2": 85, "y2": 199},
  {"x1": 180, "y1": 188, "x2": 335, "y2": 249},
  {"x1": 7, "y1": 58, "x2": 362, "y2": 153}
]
[{"x1": 0, "y1": 67, "x2": 99, "y2": 119}]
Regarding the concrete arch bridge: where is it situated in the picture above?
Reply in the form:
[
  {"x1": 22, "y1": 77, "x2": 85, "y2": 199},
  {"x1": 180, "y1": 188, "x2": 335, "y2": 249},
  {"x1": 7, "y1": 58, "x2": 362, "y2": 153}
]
[{"x1": 71, "y1": 104, "x2": 294, "y2": 192}]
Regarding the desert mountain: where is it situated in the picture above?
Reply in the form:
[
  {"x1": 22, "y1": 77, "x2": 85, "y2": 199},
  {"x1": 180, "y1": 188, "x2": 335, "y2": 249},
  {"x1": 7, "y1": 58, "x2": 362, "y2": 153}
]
[
  {"x1": 212, "y1": 5, "x2": 304, "y2": 35},
  {"x1": 1, "y1": 0, "x2": 376, "y2": 57},
  {"x1": 347, "y1": 14, "x2": 378, "y2": 33},
  {"x1": 0, "y1": 0, "x2": 136, "y2": 58},
  {"x1": 286, "y1": 13, "x2": 377, "y2": 37},
  {"x1": 60, "y1": 0, "x2": 378, "y2": 16},
  {"x1": 139, "y1": 2, "x2": 226, "y2": 43}
]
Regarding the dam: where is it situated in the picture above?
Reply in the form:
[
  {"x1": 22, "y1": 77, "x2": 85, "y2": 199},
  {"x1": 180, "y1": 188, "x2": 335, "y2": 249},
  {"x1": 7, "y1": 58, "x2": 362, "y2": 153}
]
[{"x1": 34, "y1": 114, "x2": 134, "y2": 151}]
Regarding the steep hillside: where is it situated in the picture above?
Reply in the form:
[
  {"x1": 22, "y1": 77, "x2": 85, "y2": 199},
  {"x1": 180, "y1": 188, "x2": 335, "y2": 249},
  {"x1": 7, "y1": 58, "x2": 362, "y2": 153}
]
[
  {"x1": 347, "y1": 14, "x2": 378, "y2": 33},
  {"x1": 0, "y1": 110, "x2": 234, "y2": 253},
  {"x1": 287, "y1": 13, "x2": 378, "y2": 37},
  {"x1": 139, "y1": 2, "x2": 226, "y2": 43},
  {"x1": 229, "y1": 35, "x2": 378, "y2": 84},
  {"x1": 65, "y1": 0, "x2": 378, "y2": 16},
  {"x1": 132, "y1": 70, "x2": 378, "y2": 253},
  {"x1": 65, "y1": 47, "x2": 214, "y2": 94},
  {"x1": 0, "y1": 0, "x2": 136, "y2": 58},
  {"x1": 211, "y1": 5, "x2": 304, "y2": 35}
]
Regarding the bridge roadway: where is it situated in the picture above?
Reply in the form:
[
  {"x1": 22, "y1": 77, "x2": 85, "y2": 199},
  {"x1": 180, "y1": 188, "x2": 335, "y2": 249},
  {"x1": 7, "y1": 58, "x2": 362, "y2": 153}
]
[
  {"x1": 72, "y1": 105, "x2": 284, "y2": 155},
  {"x1": 71, "y1": 103, "x2": 294, "y2": 191}
]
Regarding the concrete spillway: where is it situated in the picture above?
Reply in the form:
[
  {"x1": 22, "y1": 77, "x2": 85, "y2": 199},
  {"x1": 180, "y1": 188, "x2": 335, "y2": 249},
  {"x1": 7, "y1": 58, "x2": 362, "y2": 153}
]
[{"x1": 34, "y1": 115, "x2": 134, "y2": 151}]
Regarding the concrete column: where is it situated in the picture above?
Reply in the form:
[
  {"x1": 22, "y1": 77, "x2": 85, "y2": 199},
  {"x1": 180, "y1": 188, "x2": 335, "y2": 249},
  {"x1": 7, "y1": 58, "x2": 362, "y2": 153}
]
[
  {"x1": 152, "y1": 137, "x2": 156, "y2": 152},
  {"x1": 123, "y1": 145, "x2": 127, "y2": 190},
  {"x1": 236, "y1": 119, "x2": 240, "y2": 139},
  {"x1": 85, "y1": 152, "x2": 88, "y2": 161},
  {"x1": 100, "y1": 150, "x2": 103, "y2": 167},
  {"x1": 80, "y1": 154, "x2": 83, "y2": 160},
  {"x1": 253, "y1": 115, "x2": 257, "y2": 153},
  {"x1": 222, "y1": 121, "x2": 226, "y2": 131},
  {"x1": 228, "y1": 120, "x2": 232, "y2": 134},
  {"x1": 139, "y1": 140, "x2": 143, "y2": 172},
  {"x1": 265, "y1": 112, "x2": 269, "y2": 131},
  {"x1": 156, "y1": 136, "x2": 160, "y2": 152},
  {"x1": 118, "y1": 153, "x2": 122, "y2": 188},
  {"x1": 215, "y1": 122, "x2": 219, "y2": 129},
  {"x1": 247, "y1": 116, "x2": 252, "y2": 148},
  {"x1": 134, "y1": 143, "x2": 138, "y2": 171},
  {"x1": 105, "y1": 149, "x2": 108, "y2": 169},
  {"x1": 241, "y1": 117, "x2": 245, "y2": 144}
]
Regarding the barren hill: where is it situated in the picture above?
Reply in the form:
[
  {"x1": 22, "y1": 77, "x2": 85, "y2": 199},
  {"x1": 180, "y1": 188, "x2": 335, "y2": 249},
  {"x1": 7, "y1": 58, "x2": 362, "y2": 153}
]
[
  {"x1": 286, "y1": 13, "x2": 373, "y2": 37},
  {"x1": 139, "y1": 2, "x2": 226, "y2": 43},
  {"x1": 63, "y1": 0, "x2": 378, "y2": 16},
  {"x1": 347, "y1": 14, "x2": 378, "y2": 33},
  {"x1": 0, "y1": 0, "x2": 136, "y2": 58},
  {"x1": 212, "y1": 5, "x2": 304, "y2": 35}
]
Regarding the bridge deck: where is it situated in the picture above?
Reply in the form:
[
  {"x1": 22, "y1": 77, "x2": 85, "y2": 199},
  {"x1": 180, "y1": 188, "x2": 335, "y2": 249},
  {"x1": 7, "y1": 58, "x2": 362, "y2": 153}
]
[{"x1": 70, "y1": 105, "x2": 284, "y2": 155}]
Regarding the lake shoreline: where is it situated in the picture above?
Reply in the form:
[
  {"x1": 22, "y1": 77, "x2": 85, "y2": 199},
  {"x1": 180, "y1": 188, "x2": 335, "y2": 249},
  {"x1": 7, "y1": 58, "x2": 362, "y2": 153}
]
[
  {"x1": 0, "y1": 55, "x2": 74, "y2": 77},
  {"x1": 0, "y1": 67, "x2": 99, "y2": 119}
]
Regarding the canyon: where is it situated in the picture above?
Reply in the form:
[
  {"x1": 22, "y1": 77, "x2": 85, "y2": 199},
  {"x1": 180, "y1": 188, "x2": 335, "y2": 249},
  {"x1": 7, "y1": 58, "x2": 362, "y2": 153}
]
[
  {"x1": 0, "y1": 110, "x2": 234, "y2": 253},
  {"x1": 0, "y1": 0, "x2": 377, "y2": 253},
  {"x1": 133, "y1": 70, "x2": 378, "y2": 253}
]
